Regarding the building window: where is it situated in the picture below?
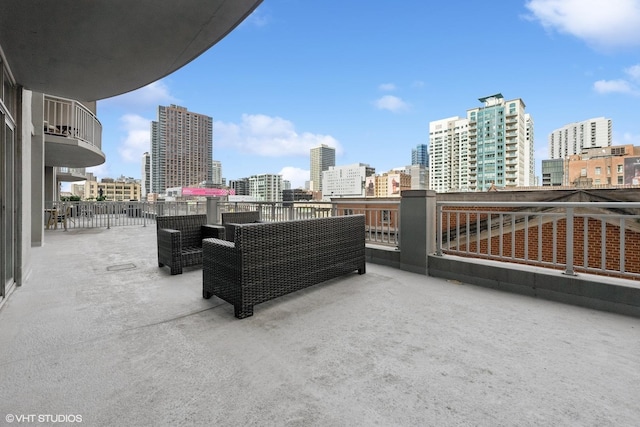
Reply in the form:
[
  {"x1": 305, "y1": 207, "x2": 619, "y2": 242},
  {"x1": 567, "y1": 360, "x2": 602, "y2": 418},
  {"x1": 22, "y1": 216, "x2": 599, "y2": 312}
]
[
  {"x1": 618, "y1": 165, "x2": 623, "y2": 173},
  {"x1": 381, "y1": 210, "x2": 390, "y2": 223},
  {"x1": 343, "y1": 209, "x2": 353, "y2": 215},
  {"x1": 595, "y1": 167, "x2": 601, "y2": 175},
  {"x1": 618, "y1": 176, "x2": 624, "y2": 184}
]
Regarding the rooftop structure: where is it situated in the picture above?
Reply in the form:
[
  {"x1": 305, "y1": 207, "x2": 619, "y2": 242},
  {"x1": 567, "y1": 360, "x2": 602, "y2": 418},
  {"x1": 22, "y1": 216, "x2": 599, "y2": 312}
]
[{"x1": 1, "y1": 224, "x2": 637, "y2": 425}]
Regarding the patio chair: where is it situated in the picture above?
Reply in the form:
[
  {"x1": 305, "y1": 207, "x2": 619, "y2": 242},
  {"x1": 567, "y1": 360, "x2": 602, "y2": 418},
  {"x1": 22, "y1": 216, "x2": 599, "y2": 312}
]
[
  {"x1": 157, "y1": 214, "x2": 223, "y2": 275},
  {"x1": 221, "y1": 210, "x2": 261, "y2": 241}
]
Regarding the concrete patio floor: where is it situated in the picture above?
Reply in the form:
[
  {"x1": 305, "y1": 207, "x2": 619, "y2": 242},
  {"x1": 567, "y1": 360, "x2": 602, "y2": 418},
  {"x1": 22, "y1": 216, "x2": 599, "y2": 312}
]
[{"x1": 1, "y1": 225, "x2": 639, "y2": 426}]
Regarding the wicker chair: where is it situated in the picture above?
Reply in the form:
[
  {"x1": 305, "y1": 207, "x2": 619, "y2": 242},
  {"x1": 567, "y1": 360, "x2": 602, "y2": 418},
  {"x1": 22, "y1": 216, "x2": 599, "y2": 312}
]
[
  {"x1": 221, "y1": 210, "x2": 260, "y2": 241},
  {"x1": 203, "y1": 215, "x2": 366, "y2": 318},
  {"x1": 157, "y1": 214, "x2": 223, "y2": 275}
]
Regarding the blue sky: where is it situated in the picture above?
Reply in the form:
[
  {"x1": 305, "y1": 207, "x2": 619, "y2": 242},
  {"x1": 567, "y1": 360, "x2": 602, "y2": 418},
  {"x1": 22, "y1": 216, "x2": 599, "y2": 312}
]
[{"x1": 92, "y1": 0, "x2": 640, "y2": 189}]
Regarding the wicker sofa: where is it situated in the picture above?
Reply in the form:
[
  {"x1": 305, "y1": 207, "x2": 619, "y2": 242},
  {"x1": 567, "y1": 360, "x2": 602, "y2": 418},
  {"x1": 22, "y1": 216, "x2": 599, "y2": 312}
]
[
  {"x1": 157, "y1": 214, "x2": 223, "y2": 275},
  {"x1": 202, "y1": 215, "x2": 366, "y2": 318}
]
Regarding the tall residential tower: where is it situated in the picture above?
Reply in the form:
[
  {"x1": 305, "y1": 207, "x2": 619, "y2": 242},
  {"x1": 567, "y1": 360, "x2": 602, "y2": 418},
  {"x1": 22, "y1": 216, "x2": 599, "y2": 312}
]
[
  {"x1": 310, "y1": 144, "x2": 335, "y2": 193},
  {"x1": 548, "y1": 117, "x2": 612, "y2": 159},
  {"x1": 429, "y1": 94, "x2": 534, "y2": 192},
  {"x1": 150, "y1": 104, "x2": 213, "y2": 194},
  {"x1": 428, "y1": 116, "x2": 470, "y2": 192},
  {"x1": 467, "y1": 94, "x2": 534, "y2": 191},
  {"x1": 411, "y1": 144, "x2": 429, "y2": 167}
]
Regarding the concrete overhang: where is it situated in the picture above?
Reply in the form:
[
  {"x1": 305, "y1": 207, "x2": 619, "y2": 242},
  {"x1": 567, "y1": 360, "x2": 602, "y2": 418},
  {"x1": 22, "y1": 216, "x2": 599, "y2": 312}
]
[
  {"x1": 0, "y1": 0, "x2": 262, "y2": 101},
  {"x1": 45, "y1": 136, "x2": 106, "y2": 168}
]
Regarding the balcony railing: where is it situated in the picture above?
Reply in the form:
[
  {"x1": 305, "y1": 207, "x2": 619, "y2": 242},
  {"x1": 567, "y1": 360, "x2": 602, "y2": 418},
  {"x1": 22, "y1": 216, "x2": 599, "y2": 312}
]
[
  {"x1": 436, "y1": 201, "x2": 640, "y2": 280},
  {"x1": 217, "y1": 201, "x2": 400, "y2": 247},
  {"x1": 45, "y1": 200, "x2": 401, "y2": 247},
  {"x1": 44, "y1": 95, "x2": 102, "y2": 149},
  {"x1": 45, "y1": 198, "x2": 640, "y2": 282}
]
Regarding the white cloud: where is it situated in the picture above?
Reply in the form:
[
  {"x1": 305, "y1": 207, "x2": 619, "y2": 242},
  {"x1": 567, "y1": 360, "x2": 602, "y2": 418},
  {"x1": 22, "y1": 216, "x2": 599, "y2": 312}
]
[
  {"x1": 620, "y1": 132, "x2": 640, "y2": 144},
  {"x1": 279, "y1": 166, "x2": 309, "y2": 189},
  {"x1": 374, "y1": 95, "x2": 410, "y2": 113},
  {"x1": 87, "y1": 163, "x2": 110, "y2": 180},
  {"x1": 525, "y1": 0, "x2": 640, "y2": 50},
  {"x1": 379, "y1": 83, "x2": 396, "y2": 91},
  {"x1": 593, "y1": 79, "x2": 638, "y2": 95},
  {"x1": 214, "y1": 114, "x2": 342, "y2": 157},
  {"x1": 117, "y1": 114, "x2": 151, "y2": 163},
  {"x1": 100, "y1": 80, "x2": 179, "y2": 110},
  {"x1": 625, "y1": 64, "x2": 640, "y2": 81},
  {"x1": 245, "y1": 7, "x2": 270, "y2": 27}
]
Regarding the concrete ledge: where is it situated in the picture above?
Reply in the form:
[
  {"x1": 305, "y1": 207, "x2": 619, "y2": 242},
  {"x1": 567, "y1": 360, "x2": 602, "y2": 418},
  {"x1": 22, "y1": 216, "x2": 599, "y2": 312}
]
[
  {"x1": 428, "y1": 254, "x2": 640, "y2": 318},
  {"x1": 365, "y1": 244, "x2": 400, "y2": 269}
]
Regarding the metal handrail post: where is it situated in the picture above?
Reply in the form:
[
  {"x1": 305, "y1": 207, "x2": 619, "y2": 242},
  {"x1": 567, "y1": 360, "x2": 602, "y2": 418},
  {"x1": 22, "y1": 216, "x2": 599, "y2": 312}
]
[
  {"x1": 564, "y1": 207, "x2": 575, "y2": 275},
  {"x1": 436, "y1": 204, "x2": 443, "y2": 256}
]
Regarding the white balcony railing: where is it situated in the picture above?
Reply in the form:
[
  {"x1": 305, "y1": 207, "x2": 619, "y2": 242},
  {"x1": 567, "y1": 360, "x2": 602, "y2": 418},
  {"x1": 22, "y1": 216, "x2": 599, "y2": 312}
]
[
  {"x1": 44, "y1": 95, "x2": 102, "y2": 149},
  {"x1": 437, "y1": 201, "x2": 640, "y2": 280}
]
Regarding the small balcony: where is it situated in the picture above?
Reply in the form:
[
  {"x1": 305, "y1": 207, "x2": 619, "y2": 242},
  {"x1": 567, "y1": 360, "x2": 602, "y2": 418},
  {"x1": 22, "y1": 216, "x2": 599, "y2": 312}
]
[
  {"x1": 44, "y1": 95, "x2": 105, "y2": 168},
  {"x1": 56, "y1": 167, "x2": 88, "y2": 182}
]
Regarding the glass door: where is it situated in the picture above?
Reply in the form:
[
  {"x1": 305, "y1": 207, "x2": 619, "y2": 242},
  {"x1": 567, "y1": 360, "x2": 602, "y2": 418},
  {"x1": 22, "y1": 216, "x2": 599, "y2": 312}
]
[{"x1": 0, "y1": 113, "x2": 15, "y2": 298}]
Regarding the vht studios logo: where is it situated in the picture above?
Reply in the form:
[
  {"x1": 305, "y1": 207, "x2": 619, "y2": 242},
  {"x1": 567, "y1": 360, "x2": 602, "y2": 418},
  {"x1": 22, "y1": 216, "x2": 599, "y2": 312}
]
[{"x1": 5, "y1": 414, "x2": 83, "y2": 423}]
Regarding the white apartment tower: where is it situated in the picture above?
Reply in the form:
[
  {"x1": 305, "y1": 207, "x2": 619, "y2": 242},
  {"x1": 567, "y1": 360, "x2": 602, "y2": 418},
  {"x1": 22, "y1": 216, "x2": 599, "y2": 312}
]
[
  {"x1": 322, "y1": 163, "x2": 375, "y2": 199},
  {"x1": 548, "y1": 117, "x2": 612, "y2": 159},
  {"x1": 249, "y1": 174, "x2": 283, "y2": 202},
  {"x1": 310, "y1": 144, "x2": 336, "y2": 192},
  {"x1": 212, "y1": 160, "x2": 222, "y2": 186},
  {"x1": 428, "y1": 116, "x2": 470, "y2": 193},
  {"x1": 525, "y1": 114, "x2": 535, "y2": 186}
]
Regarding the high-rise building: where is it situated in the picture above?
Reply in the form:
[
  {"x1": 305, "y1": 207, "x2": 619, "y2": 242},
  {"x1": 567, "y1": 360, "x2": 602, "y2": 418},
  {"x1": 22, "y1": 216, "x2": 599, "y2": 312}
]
[
  {"x1": 229, "y1": 178, "x2": 250, "y2": 196},
  {"x1": 310, "y1": 144, "x2": 335, "y2": 192},
  {"x1": 411, "y1": 144, "x2": 429, "y2": 167},
  {"x1": 322, "y1": 163, "x2": 375, "y2": 199},
  {"x1": 428, "y1": 116, "x2": 470, "y2": 193},
  {"x1": 548, "y1": 117, "x2": 612, "y2": 159},
  {"x1": 248, "y1": 174, "x2": 283, "y2": 201},
  {"x1": 141, "y1": 152, "x2": 151, "y2": 198},
  {"x1": 542, "y1": 159, "x2": 565, "y2": 186},
  {"x1": 429, "y1": 94, "x2": 534, "y2": 192},
  {"x1": 401, "y1": 164, "x2": 429, "y2": 190},
  {"x1": 467, "y1": 94, "x2": 534, "y2": 191},
  {"x1": 212, "y1": 160, "x2": 222, "y2": 186},
  {"x1": 150, "y1": 104, "x2": 213, "y2": 194}
]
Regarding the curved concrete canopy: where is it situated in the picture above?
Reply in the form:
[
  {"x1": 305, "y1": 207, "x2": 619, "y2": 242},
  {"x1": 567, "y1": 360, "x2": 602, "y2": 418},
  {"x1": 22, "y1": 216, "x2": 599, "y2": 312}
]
[
  {"x1": 1, "y1": 0, "x2": 262, "y2": 101},
  {"x1": 45, "y1": 136, "x2": 106, "y2": 168}
]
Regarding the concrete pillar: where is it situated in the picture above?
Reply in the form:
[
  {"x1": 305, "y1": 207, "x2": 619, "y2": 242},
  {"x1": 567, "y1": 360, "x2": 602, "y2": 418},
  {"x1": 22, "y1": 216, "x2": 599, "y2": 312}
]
[
  {"x1": 44, "y1": 167, "x2": 55, "y2": 205},
  {"x1": 206, "y1": 197, "x2": 220, "y2": 224},
  {"x1": 30, "y1": 92, "x2": 45, "y2": 247},
  {"x1": 399, "y1": 190, "x2": 437, "y2": 275}
]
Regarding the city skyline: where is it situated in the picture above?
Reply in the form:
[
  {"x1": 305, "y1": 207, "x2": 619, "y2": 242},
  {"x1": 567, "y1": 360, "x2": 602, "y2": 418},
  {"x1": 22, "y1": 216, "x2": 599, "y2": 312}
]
[{"x1": 90, "y1": 0, "x2": 640, "y2": 189}]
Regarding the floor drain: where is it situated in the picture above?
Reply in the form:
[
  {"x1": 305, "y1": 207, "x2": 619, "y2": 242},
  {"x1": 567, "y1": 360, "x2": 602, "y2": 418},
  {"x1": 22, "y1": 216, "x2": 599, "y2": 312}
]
[{"x1": 106, "y1": 263, "x2": 137, "y2": 272}]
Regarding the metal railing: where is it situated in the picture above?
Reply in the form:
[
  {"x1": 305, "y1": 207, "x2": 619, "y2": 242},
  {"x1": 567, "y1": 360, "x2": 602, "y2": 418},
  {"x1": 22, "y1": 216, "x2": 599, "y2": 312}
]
[
  {"x1": 436, "y1": 201, "x2": 640, "y2": 280},
  {"x1": 45, "y1": 199, "x2": 402, "y2": 247},
  {"x1": 217, "y1": 200, "x2": 400, "y2": 246},
  {"x1": 44, "y1": 95, "x2": 102, "y2": 149},
  {"x1": 44, "y1": 201, "x2": 207, "y2": 230}
]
